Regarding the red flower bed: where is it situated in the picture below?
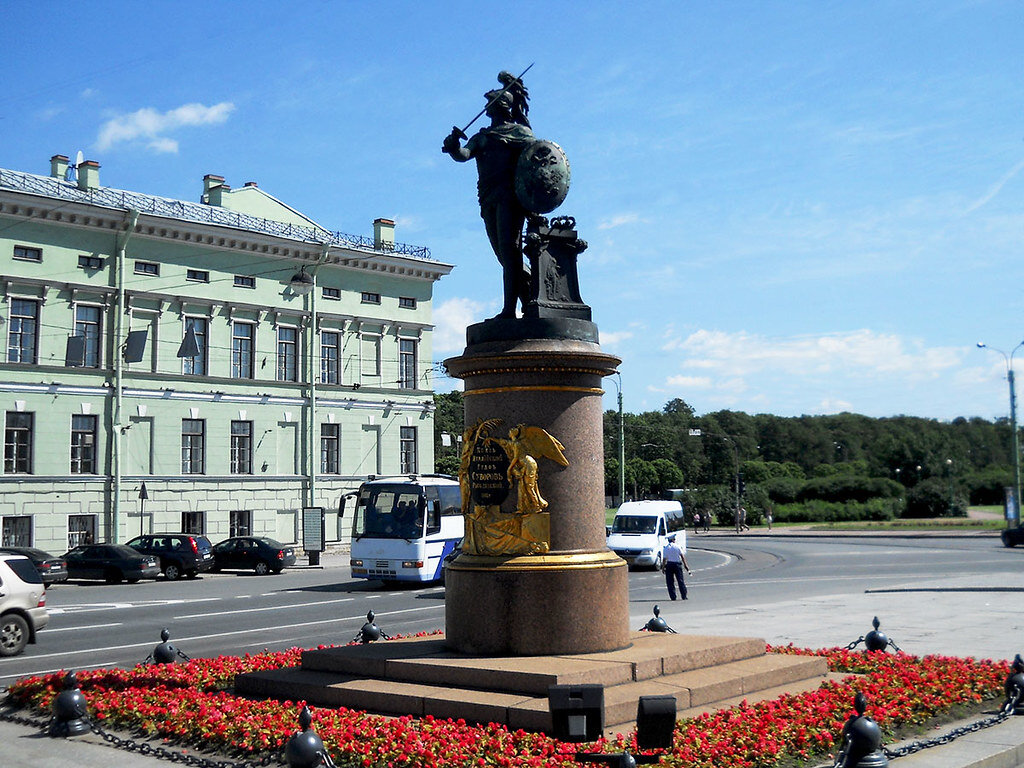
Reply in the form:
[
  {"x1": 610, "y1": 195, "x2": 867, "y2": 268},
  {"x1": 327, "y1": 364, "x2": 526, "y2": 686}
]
[{"x1": 7, "y1": 641, "x2": 1008, "y2": 768}]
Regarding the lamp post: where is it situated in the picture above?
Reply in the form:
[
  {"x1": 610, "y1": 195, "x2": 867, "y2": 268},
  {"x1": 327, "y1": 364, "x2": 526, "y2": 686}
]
[
  {"x1": 608, "y1": 372, "x2": 625, "y2": 506},
  {"x1": 138, "y1": 482, "x2": 149, "y2": 537},
  {"x1": 946, "y1": 458, "x2": 953, "y2": 514},
  {"x1": 978, "y1": 341, "x2": 1024, "y2": 527}
]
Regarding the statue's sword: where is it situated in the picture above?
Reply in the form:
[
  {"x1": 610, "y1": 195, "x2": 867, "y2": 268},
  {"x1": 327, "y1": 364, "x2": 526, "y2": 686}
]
[{"x1": 451, "y1": 63, "x2": 534, "y2": 141}]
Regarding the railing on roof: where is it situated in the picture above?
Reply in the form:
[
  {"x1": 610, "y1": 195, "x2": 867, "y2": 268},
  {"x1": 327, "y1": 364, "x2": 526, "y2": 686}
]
[{"x1": 0, "y1": 169, "x2": 432, "y2": 260}]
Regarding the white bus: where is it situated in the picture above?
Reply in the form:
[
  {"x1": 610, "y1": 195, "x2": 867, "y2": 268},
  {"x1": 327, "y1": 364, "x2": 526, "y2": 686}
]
[{"x1": 345, "y1": 475, "x2": 463, "y2": 584}]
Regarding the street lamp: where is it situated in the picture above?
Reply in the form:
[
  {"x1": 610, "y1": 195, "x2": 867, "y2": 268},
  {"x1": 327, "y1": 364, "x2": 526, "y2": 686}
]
[
  {"x1": 977, "y1": 341, "x2": 1024, "y2": 526},
  {"x1": 608, "y1": 372, "x2": 625, "y2": 506},
  {"x1": 946, "y1": 458, "x2": 953, "y2": 514}
]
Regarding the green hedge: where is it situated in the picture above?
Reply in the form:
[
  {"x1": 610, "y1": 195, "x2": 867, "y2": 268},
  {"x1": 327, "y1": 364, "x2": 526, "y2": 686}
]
[{"x1": 772, "y1": 498, "x2": 901, "y2": 523}]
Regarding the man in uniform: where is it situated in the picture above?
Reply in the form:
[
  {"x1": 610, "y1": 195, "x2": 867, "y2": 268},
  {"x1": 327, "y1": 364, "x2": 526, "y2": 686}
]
[{"x1": 661, "y1": 534, "x2": 692, "y2": 601}]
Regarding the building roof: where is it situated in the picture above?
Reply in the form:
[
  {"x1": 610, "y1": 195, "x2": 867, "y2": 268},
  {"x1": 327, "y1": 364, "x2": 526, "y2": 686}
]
[{"x1": 0, "y1": 167, "x2": 433, "y2": 261}]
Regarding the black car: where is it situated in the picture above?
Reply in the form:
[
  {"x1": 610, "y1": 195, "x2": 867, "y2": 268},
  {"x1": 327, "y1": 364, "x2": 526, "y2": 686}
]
[
  {"x1": 1001, "y1": 527, "x2": 1024, "y2": 547},
  {"x1": 0, "y1": 546, "x2": 67, "y2": 585},
  {"x1": 212, "y1": 537, "x2": 296, "y2": 575},
  {"x1": 63, "y1": 544, "x2": 161, "y2": 584},
  {"x1": 124, "y1": 534, "x2": 215, "y2": 581}
]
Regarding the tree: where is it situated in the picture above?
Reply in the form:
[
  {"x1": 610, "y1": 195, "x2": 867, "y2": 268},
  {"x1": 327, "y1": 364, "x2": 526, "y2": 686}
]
[{"x1": 433, "y1": 392, "x2": 463, "y2": 476}]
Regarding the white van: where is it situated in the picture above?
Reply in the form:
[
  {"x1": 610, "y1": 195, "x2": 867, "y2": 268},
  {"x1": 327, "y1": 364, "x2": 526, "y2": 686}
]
[{"x1": 606, "y1": 500, "x2": 685, "y2": 570}]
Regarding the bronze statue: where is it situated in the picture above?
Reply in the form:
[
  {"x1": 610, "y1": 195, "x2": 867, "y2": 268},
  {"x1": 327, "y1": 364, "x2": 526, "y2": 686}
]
[{"x1": 443, "y1": 71, "x2": 535, "y2": 319}]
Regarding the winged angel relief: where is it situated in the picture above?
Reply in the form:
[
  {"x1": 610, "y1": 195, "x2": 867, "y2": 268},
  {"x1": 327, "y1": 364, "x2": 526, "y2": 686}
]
[{"x1": 458, "y1": 420, "x2": 569, "y2": 555}]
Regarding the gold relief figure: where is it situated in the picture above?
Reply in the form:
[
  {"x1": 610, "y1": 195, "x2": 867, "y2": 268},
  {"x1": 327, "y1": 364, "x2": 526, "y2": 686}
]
[{"x1": 490, "y1": 424, "x2": 569, "y2": 515}]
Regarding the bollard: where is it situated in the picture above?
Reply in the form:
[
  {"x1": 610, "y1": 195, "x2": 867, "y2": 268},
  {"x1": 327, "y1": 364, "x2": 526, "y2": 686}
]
[
  {"x1": 48, "y1": 670, "x2": 90, "y2": 737},
  {"x1": 1003, "y1": 654, "x2": 1024, "y2": 714},
  {"x1": 638, "y1": 605, "x2": 677, "y2": 634},
  {"x1": 835, "y1": 693, "x2": 888, "y2": 768},
  {"x1": 285, "y1": 705, "x2": 336, "y2": 768},
  {"x1": 352, "y1": 611, "x2": 391, "y2": 644},
  {"x1": 146, "y1": 628, "x2": 191, "y2": 664},
  {"x1": 845, "y1": 617, "x2": 901, "y2": 653}
]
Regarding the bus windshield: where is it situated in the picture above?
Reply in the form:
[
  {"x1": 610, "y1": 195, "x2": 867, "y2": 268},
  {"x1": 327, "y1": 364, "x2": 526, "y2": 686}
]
[
  {"x1": 353, "y1": 485, "x2": 424, "y2": 540},
  {"x1": 611, "y1": 515, "x2": 658, "y2": 534}
]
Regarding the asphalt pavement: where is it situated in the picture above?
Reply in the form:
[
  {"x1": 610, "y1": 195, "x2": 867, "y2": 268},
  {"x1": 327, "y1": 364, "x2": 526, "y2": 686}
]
[{"x1": 3, "y1": 528, "x2": 1023, "y2": 768}]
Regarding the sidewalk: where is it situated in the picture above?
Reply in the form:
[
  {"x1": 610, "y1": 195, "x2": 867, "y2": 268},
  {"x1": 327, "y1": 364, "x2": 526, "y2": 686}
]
[{"x1": 3, "y1": 531, "x2": 1021, "y2": 768}]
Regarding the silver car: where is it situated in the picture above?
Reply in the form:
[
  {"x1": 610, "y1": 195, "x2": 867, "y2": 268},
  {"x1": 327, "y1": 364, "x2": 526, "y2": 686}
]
[{"x1": 0, "y1": 553, "x2": 49, "y2": 656}]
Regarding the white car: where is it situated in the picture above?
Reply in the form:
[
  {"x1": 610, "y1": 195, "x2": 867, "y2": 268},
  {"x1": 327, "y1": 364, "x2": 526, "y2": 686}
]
[{"x1": 0, "y1": 553, "x2": 49, "y2": 656}]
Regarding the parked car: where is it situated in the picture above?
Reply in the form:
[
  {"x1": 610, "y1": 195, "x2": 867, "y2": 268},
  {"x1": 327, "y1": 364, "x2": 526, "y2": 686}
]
[
  {"x1": 1001, "y1": 527, "x2": 1024, "y2": 547},
  {"x1": 124, "y1": 534, "x2": 215, "y2": 580},
  {"x1": 212, "y1": 537, "x2": 296, "y2": 575},
  {"x1": 63, "y1": 544, "x2": 161, "y2": 584},
  {"x1": 0, "y1": 546, "x2": 68, "y2": 585},
  {"x1": 0, "y1": 553, "x2": 49, "y2": 656}
]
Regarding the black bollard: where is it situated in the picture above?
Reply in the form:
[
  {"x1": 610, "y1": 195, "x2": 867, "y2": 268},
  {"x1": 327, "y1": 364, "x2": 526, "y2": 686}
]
[
  {"x1": 638, "y1": 605, "x2": 677, "y2": 634},
  {"x1": 48, "y1": 670, "x2": 90, "y2": 737},
  {"x1": 846, "y1": 617, "x2": 901, "y2": 653},
  {"x1": 285, "y1": 706, "x2": 336, "y2": 768},
  {"x1": 835, "y1": 693, "x2": 888, "y2": 768},
  {"x1": 352, "y1": 611, "x2": 390, "y2": 644},
  {"x1": 1003, "y1": 654, "x2": 1024, "y2": 714},
  {"x1": 148, "y1": 628, "x2": 191, "y2": 664}
]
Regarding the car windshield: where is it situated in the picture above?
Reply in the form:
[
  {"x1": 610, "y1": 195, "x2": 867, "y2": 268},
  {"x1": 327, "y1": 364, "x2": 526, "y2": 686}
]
[
  {"x1": 611, "y1": 516, "x2": 658, "y2": 534},
  {"x1": 352, "y1": 485, "x2": 424, "y2": 540}
]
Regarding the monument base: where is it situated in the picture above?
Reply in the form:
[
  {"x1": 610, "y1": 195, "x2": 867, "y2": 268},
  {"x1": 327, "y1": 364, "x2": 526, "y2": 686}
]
[{"x1": 445, "y1": 551, "x2": 629, "y2": 656}]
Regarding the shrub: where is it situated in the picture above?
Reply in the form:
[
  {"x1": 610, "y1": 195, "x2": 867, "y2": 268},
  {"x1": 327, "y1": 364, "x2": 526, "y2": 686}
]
[
  {"x1": 772, "y1": 498, "x2": 900, "y2": 523},
  {"x1": 798, "y1": 475, "x2": 903, "y2": 503},
  {"x1": 904, "y1": 477, "x2": 968, "y2": 518}
]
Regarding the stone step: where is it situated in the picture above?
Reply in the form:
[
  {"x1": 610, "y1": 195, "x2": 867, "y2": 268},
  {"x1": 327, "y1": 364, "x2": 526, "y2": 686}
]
[{"x1": 235, "y1": 648, "x2": 828, "y2": 732}]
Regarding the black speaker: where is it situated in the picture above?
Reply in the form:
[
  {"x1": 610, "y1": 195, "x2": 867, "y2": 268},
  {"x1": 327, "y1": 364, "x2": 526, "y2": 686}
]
[
  {"x1": 548, "y1": 684, "x2": 604, "y2": 742},
  {"x1": 123, "y1": 329, "x2": 148, "y2": 363},
  {"x1": 64, "y1": 335, "x2": 86, "y2": 367},
  {"x1": 635, "y1": 695, "x2": 677, "y2": 750}
]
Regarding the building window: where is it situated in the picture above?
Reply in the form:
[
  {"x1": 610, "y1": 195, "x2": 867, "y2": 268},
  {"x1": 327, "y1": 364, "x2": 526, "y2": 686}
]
[
  {"x1": 4, "y1": 412, "x2": 33, "y2": 474},
  {"x1": 277, "y1": 326, "x2": 298, "y2": 382},
  {"x1": 234, "y1": 275, "x2": 256, "y2": 289},
  {"x1": 78, "y1": 255, "x2": 103, "y2": 270},
  {"x1": 231, "y1": 323, "x2": 255, "y2": 379},
  {"x1": 68, "y1": 514, "x2": 96, "y2": 549},
  {"x1": 399, "y1": 296, "x2": 417, "y2": 310},
  {"x1": 322, "y1": 286, "x2": 340, "y2": 300},
  {"x1": 320, "y1": 331, "x2": 339, "y2": 385},
  {"x1": 360, "y1": 333, "x2": 381, "y2": 378},
  {"x1": 13, "y1": 245, "x2": 42, "y2": 262},
  {"x1": 399, "y1": 338, "x2": 418, "y2": 389},
  {"x1": 186, "y1": 269, "x2": 210, "y2": 283},
  {"x1": 230, "y1": 420, "x2": 253, "y2": 474},
  {"x1": 181, "y1": 419, "x2": 205, "y2": 474},
  {"x1": 182, "y1": 317, "x2": 208, "y2": 376},
  {"x1": 70, "y1": 414, "x2": 97, "y2": 474},
  {"x1": 181, "y1": 511, "x2": 205, "y2": 535},
  {"x1": 400, "y1": 426, "x2": 417, "y2": 474},
  {"x1": 229, "y1": 510, "x2": 252, "y2": 537},
  {"x1": 7, "y1": 298, "x2": 39, "y2": 364},
  {"x1": 134, "y1": 261, "x2": 160, "y2": 276},
  {"x1": 361, "y1": 291, "x2": 381, "y2": 305},
  {"x1": 321, "y1": 423, "x2": 340, "y2": 474},
  {"x1": 74, "y1": 304, "x2": 102, "y2": 368},
  {"x1": 1, "y1": 516, "x2": 31, "y2": 546}
]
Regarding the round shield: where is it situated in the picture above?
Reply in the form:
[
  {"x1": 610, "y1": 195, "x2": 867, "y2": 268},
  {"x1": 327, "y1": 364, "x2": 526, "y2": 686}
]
[{"x1": 515, "y1": 139, "x2": 571, "y2": 214}]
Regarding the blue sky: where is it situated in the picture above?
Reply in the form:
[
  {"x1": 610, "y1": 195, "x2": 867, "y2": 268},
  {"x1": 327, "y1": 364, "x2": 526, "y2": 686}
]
[{"x1": 3, "y1": 1, "x2": 1022, "y2": 421}]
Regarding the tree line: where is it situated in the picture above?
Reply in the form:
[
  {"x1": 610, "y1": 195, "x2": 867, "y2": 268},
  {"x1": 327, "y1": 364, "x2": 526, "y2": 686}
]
[{"x1": 432, "y1": 392, "x2": 1016, "y2": 522}]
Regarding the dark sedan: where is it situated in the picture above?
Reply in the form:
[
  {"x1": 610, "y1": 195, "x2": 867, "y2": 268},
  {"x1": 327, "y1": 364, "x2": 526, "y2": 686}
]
[
  {"x1": 0, "y1": 546, "x2": 67, "y2": 585},
  {"x1": 1002, "y1": 527, "x2": 1024, "y2": 547},
  {"x1": 212, "y1": 537, "x2": 296, "y2": 575},
  {"x1": 63, "y1": 544, "x2": 161, "y2": 584}
]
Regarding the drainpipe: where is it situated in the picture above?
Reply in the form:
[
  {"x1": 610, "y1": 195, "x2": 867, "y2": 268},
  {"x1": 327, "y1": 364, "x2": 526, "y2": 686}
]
[
  {"x1": 112, "y1": 209, "x2": 140, "y2": 543},
  {"x1": 307, "y1": 244, "x2": 331, "y2": 509}
]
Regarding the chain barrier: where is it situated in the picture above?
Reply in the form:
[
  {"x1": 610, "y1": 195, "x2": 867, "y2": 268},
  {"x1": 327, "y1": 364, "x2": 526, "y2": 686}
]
[{"x1": 882, "y1": 684, "x2": 1022, "y2": 761}]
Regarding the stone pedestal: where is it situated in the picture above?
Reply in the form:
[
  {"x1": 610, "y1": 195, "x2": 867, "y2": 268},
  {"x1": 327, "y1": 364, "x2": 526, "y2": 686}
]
[{"x1": 444, "y1": 331, "x2": 629, "y2": 655}]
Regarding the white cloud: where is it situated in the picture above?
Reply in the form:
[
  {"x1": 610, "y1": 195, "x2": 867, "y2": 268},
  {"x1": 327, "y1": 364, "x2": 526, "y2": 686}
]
[
  {"x1": 664, "y1": 374, "x2": 712, "y2": 389},
  {"x1": 599, "y1": 329, "x2": 634, "y2": 349},
  {"x1": 597, "y1": 213, "x2": 642, "y2": 230},
  {"x1": 963, "y1": 159, "x2": 1024, "y2": 215},
  {"x1": 96, "y1": 101, "x2": 235, "y2": 152},
  {"x1": 432, "y1": 297, "x2": 487, "y2": 354}
]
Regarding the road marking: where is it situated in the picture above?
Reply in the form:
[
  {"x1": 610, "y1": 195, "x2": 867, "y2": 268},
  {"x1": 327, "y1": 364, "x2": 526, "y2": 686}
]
[
  {"x1": 2, "y1": 661, "x2": 119, "y2": 684},
  {"x1": 44, "y1": 622, "x2": 122, "y2": 633},
  {"x1": 48, "y1": 597, "x2": 221, "y2": 615},
  {"x1": 175, "y1": 597, "x2": 355, "y2": 620},
  {"x1": 13, "y1": 604, "x2": 443, "y2": 662}
]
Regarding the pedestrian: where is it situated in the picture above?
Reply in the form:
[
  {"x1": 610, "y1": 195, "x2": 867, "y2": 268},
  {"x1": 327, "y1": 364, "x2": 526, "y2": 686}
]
[
  {"x1": 766, "y1": 506, "x2": 773, "y2": 532},
  {"x1": 739, "y1": 506, "x2": 750, "y2": 531},
  {"x1": 661, "y1": 533, "x2": 691, "y2": 601},
  {"x1": 692, "y1": 512, "x2": 701, "y2": 534},
  {"x1": 703, "y1": 513, "x2": 710, "y2": 533}
]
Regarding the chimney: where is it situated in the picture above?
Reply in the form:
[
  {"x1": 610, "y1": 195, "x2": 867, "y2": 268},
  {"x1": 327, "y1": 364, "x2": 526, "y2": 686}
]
[
  {"x1": 202, "y1": 174, "x2": 225, "y2": 204},
  {"x1": 77, "y1": 160, "x2": 100, "y2": 191},
  {"x1": 244, "y1": 181, "x2": 258, "y2": 188},
  {"x1": 373, "y1": 218, "x2": 395, "y2": 251},
  {"x1": 50, "y1": 154, "x2": 69, "y2": 179}
]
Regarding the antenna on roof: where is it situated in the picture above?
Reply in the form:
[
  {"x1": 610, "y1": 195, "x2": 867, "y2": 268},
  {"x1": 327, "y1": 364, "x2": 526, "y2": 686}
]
[{"x1": 65, "y1": 150, "x2": 84, "y2": 183}]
